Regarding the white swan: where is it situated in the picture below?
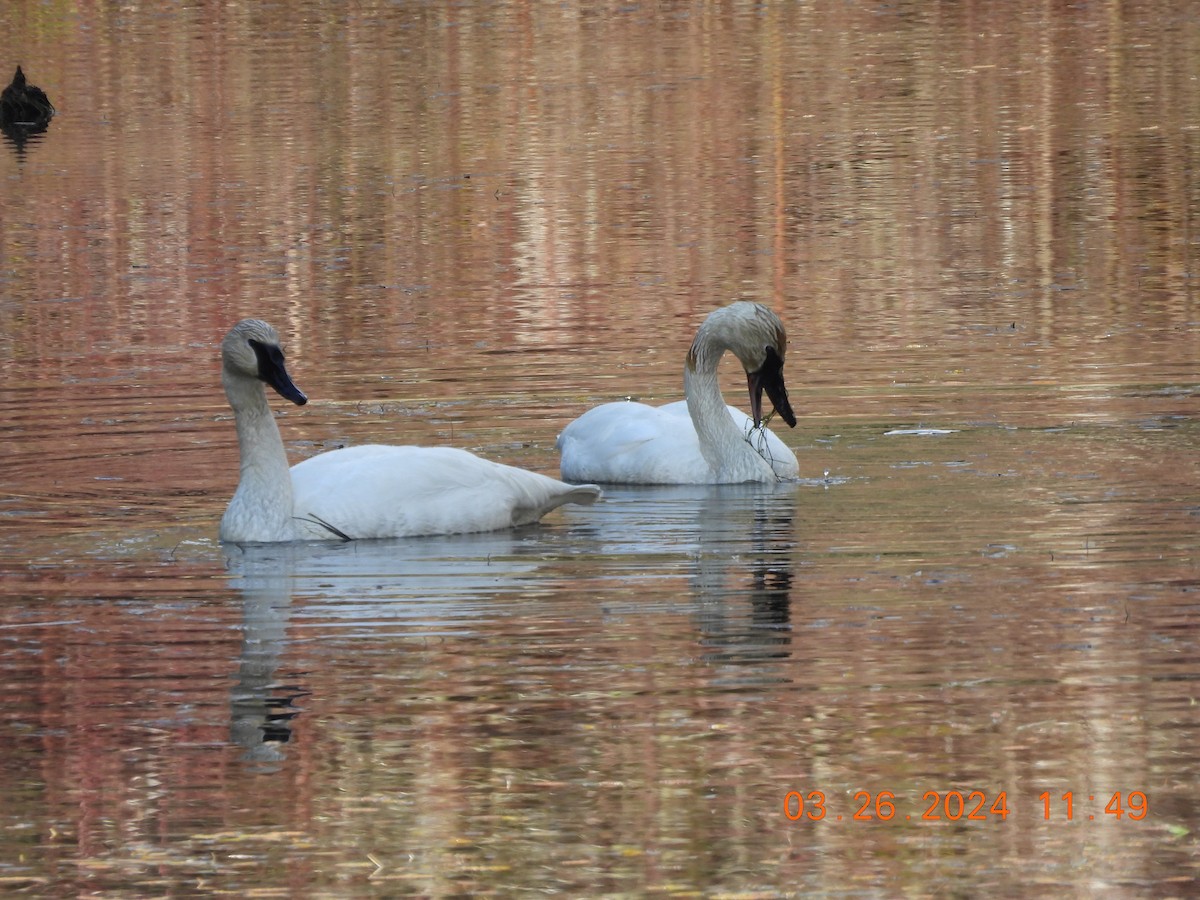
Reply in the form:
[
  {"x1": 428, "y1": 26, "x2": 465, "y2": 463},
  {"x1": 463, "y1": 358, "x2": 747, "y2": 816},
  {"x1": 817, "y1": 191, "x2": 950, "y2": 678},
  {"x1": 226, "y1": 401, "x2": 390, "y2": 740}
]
[
  {"x1": 219, "y1": 319, "x2": 602, "y2": 543},
  {"x1": 557, "y1": 301, "x2": 799, "y2": 484}
]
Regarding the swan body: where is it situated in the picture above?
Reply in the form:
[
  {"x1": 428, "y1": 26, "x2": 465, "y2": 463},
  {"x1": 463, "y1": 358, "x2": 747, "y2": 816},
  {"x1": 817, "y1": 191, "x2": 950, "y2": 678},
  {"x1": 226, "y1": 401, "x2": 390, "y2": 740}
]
[
  {"x1": 219, "y1": 319, "x2": 601, "y2": 543},
  {"x1": 557, "y1": 302, "x2": 799, "y2": 484}
]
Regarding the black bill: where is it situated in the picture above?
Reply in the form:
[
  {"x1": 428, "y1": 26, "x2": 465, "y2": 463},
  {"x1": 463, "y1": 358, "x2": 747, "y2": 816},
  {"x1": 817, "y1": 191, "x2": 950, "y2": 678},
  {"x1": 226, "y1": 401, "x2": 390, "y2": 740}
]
[
  {"x1": 250, "y1": 339, "x2": 308, "y2": 406},
  {"x1": 746, "y1": 346, "x2": 795, "y2": 428}
]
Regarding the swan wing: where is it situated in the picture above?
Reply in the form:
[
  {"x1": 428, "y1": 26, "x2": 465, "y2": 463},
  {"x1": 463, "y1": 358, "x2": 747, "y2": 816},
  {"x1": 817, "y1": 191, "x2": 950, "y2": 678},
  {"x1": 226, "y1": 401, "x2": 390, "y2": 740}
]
[
  {"x1": 290, "y1": 445, "x2": 600, "y2": 540},
  {"x1": 557, "y1": 400, "x2": 716, "y2": 484}
]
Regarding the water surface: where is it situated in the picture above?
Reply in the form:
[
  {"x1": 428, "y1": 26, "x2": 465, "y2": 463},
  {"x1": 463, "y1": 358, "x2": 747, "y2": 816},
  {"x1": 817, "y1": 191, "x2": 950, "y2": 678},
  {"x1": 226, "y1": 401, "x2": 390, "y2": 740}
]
[{"x1": 1, "y1": 1, "x2": 1198, "y2": 895}]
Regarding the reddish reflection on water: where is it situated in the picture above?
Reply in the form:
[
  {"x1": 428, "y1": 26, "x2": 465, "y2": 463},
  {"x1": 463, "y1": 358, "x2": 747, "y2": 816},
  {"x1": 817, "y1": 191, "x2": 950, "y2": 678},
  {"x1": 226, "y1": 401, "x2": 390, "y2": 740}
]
[{"x1": 1, "y1": 0, "x2": 1198, "y2": 894}]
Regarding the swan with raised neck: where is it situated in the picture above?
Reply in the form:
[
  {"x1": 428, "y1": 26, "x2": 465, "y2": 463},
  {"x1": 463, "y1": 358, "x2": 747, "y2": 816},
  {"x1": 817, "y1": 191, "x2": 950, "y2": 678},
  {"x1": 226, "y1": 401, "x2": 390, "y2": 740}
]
[
  {"x1": 557, "y1": 301, "x2": 799, "y2": 484},
  {"x1": 219, "y1": 318, "x2": 601, "y2": 543}
]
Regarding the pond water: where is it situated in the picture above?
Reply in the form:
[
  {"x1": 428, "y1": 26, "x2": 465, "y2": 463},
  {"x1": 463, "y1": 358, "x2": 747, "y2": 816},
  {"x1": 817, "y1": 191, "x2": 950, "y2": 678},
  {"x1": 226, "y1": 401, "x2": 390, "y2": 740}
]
[{"x1": 2, "y1": 0, "x2": 1198, "y2": 895}]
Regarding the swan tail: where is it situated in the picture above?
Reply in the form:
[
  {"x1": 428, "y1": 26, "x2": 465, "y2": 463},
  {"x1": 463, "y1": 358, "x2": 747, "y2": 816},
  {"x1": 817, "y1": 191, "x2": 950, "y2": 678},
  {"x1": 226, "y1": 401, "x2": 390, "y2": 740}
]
[
  {"x1": 560, "y1": 484, "x2": 603, "y2": 506},
  {"x1": 514, "y1": 483, "x2": 602, "y2": 527},
  {"x1": 539, "y1": 483, "x2": 603, "y2": 512}
]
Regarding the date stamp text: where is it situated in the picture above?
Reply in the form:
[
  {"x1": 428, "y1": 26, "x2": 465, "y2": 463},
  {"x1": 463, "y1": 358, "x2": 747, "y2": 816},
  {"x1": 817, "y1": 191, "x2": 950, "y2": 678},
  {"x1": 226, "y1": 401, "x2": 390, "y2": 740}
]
[{"x1": 783, "y1": 790, "x2": 1148, "y2": 822}]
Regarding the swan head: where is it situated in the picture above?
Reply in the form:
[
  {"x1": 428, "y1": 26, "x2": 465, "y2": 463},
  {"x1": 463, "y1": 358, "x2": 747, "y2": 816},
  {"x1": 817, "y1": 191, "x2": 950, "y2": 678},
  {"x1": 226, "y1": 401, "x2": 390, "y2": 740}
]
[
  {"x1": 222, "y1": 319, "x2": 308, "y2": 406},
  {"x1": 690, "y1": 302, "x2": 796, "y2": 429}
]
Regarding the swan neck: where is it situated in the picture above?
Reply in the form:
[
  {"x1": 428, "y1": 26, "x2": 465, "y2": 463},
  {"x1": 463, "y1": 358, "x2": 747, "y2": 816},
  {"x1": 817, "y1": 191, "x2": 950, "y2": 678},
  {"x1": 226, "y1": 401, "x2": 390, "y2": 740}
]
[
  {"x1": 221, "y1": 372, "x2": 295, "y2": 541},
  {"x1": 684, "y1": 334, "x2": 771, "y2": 481}
]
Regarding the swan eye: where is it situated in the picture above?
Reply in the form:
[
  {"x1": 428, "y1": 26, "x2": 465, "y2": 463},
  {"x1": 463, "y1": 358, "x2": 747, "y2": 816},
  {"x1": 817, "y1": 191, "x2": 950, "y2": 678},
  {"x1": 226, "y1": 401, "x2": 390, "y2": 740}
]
[
  {"x1": 760, "y1": 346, "x2": 784, "y2": 376},
  {"x1": 248, "y1": 338, "x2": 286, "y2": 377}
]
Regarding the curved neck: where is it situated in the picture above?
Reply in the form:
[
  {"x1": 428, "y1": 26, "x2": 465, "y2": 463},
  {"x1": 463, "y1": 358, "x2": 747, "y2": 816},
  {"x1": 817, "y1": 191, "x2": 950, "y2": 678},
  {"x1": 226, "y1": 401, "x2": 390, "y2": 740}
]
[
  {"x1": 684, "y1": 334, "x2": 775, "y2": 482},
  {"x1": 221, "y1": 372, "x2": 295, "y2": 541}
]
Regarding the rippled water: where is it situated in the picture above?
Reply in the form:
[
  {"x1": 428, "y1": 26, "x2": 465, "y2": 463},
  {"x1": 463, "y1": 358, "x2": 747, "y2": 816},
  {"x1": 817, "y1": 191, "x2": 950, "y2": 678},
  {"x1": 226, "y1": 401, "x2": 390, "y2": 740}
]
[{"x1": 2, "y1": 1, "x2": 1199, "y2": 895}]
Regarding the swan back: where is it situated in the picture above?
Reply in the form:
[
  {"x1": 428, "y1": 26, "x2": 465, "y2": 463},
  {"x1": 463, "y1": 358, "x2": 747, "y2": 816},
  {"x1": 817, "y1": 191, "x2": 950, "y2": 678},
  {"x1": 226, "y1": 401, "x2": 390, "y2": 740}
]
[{"x1": 289, "y1": 445, "x2": 600, "y2": 540}]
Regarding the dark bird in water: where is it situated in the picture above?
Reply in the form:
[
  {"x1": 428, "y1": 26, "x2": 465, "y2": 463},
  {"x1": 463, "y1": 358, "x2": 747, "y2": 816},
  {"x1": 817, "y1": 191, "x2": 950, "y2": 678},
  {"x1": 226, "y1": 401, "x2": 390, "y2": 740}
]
[{"x1": 1, "y1": 66, "x2": 55, "y2": 128}]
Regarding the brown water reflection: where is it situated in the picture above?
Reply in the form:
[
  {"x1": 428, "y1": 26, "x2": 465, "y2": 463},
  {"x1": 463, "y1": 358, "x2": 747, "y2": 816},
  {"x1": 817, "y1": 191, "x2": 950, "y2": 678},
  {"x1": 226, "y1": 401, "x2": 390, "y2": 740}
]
[{"x1": 2, "y1": 0, "x2": 1199, "y2": 895}]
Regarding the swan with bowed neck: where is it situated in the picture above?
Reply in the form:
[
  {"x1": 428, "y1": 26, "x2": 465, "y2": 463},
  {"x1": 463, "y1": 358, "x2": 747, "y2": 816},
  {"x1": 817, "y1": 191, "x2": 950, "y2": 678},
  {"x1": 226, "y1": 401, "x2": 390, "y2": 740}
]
[
  {"x1": 218, "y1": 319, "x2": 601, "y2": 543},
  {"x1": 556, "y1": 302, "x2": 799, "y2": 484}
]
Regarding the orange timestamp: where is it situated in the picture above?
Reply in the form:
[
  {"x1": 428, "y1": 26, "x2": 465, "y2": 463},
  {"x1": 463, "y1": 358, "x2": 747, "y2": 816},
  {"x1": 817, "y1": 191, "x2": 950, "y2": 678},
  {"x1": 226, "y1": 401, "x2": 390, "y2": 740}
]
[{"x1": 783, "y1": 790, "x2": 1149, "y2": 822}]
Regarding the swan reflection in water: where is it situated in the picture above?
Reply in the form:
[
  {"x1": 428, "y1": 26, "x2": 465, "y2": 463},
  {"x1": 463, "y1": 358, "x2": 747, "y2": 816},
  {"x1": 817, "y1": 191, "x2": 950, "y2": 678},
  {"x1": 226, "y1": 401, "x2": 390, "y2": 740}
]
[
  {"x1": 223, "y1": 483, "x2": 798, "y2": 761},
  {"x1": 228, "y1": 565, "x2": 303, "y2": 766},
  {"x1": 225, "y1": 528, "x2": 547, "y2": 764},
  {"x1": 562, "y1": 483, "x2": 799, "y2": 678}
]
